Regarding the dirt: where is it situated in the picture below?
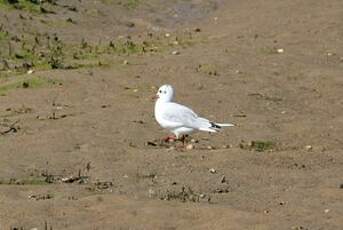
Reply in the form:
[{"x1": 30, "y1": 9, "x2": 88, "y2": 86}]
[{"x1": 0, "y1": 0, "x2": 342, "y2": 229}]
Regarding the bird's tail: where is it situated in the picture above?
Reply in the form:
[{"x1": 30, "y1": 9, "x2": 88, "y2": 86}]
[
  {"x1": 197, "y1": 118, "x2": 234, "y2": 132},
  {"x1": 214, "y1": 123, "x2": 235, "y2": 127}
]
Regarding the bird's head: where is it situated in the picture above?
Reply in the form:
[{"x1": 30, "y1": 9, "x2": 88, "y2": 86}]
[{"x1": 155, "y1": 84, "x2": 174, "y2": 102}]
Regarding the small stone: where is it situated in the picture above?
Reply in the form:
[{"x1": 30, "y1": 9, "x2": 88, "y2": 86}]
[
  {"x1": 207, "y1": 145, "x2": 214, "y2": 150},
  {"x1": 190, "y1": 139, "x2": 198, "y2": 143},
  {"x1": 123, "y1": 60, "x2": 129, "y2": 65},
  {"x1": 194, "y1": 28, "x2": 201, "y2": 32},
  {"x1": 220, "y1": 175, "x2": 226, "y2": 183},
  {"x1": 199, "y1": 194, "x2": 206, "y2": 198},
  {"x1": 123, "y1": 174, "x2": 129, "y2": 178},
  {"x1": 186, "y1": 144, "x2": 194, "y2": 150},
  {"x1": 324, "y1": 209, "x2": 330, "y2": 213},
  {"x1": 125, "y1": 22, "x2": 135, "y2": 28},
  {"x1": 148, "y1": 188, "x2": 156, "y2": 198},
  {"x1": 27, "y1": 69, "x2": 34, "y2": 74},
  {"x1": 209, "y1": 168, "x2": 216, "y2": 174},
  {"x1": 172, "y1": 41, "x2": 179, "y2": 45},
  {"x1": 263, "y1": 210, "x2": 270, "y2": 214},
  {"x1": 277, "y1": 48, "x2": 284, "y2": 53},
  {"x1": 305, "y1": 145, "x2": 313, "y2": 151},
  {"x1": 165, "y1": 33, "x2": 171, "y2": 38},
  {"x1": 171, "y1": 50, "x2": 180, "y2": 55},
  {"x1": 222, "y1": 144, "x2": 232, "y2": 149}
]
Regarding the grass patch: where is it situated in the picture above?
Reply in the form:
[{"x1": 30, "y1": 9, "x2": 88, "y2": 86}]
[
  {"x1": 0, "y1": 176, "x2": 49, "y2": 185},
  {"x1": 251, "y1": 140, "x2": 275, "y2": 152},
  {"x1": 240, "y1": 140, "x2": 276, "y2": 152},
  {"x1": 0, "y1": 76, "x2": 57, "y2": 95},
  {"x1": 0, "y1": 0, "x2": 41, "y2": 13}
]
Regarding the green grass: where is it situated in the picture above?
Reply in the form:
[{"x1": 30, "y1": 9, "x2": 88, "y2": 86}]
[
  {"x1": 0, "y1": 31, "x2": 8, "y2": 41},
  {"x1": 0, "y1": 0, "x2": 41, "y2": 13},
  {"x1": 0, "y1": 176, "x2": 49, "y2": 185},
  {"x1": 101, "y1": 0, "x2": 140, "y2": 9},
  {"x1": 239, "y1": 140, "x2": 276, "y2": 152},
  {"x1": 124, "y1": 0, "x2": 140, "y2": 9},
  {"x1": 250, "y1": 140, "x2": 275, "y2": 152},
  {"x1": 0, "y1": 76, "x2": 57, "y2": 95}
]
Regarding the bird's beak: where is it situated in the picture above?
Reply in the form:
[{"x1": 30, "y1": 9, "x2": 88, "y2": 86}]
[{"x1": 152, "y1": 95, "x2": 159, "y2": 100}]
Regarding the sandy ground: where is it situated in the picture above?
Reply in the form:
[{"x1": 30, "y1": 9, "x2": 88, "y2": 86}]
[{"x1": 0, "y1": 0, "x2": 342, "y2": 229}]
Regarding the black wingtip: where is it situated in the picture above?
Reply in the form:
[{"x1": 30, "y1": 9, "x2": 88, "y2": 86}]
[{"x1": 210, "y1": 122, "x2": 221, "y2": 129}]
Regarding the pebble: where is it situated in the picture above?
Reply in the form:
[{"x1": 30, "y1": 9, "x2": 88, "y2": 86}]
[
  {"x1": 27, "y1": 69, "x2": 34, "y2": 74},
  {"x1": 222, "y1": 144, "x2": 232, "y2": 149},
  {"x1": 209, "y1": 168, "x2": 216, "y2": 174},
  {"x1": 207, "y1": 145, "x2": 214, "y2": 150},
  {"x1": 148, "y1": 188, "x2": 156, "y2": 198},
  {"x1": 165, "y1": 33, "x2": 171, "y2": 38},
  {"x1": 324, "y1": 209, "x2": 330, "y2": 213},
  {"x1": 277, "y1": 48, "x2": 284, "y2": 53},
  {"x1": 186, "y1": 144, "x2": 194, "y2": 150},
  {"x1": 172, "y1": 41, "x2": 179, "y2": 45},
  {"x1": 123, "y1": 60, "x2": 129, "y2": 65},
  {"x1": 305, "y1": 145, "x2": 313, "y2": 151},
  {"x1": 171, "y1": 50, "x2": 180, "y2": 55}
]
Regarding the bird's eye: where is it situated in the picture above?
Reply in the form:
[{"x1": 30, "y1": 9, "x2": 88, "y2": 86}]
[{"x1": 159, "y1": 90, "x2": 162, "y2": 93}]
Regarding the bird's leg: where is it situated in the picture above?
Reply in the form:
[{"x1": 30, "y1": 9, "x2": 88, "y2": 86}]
[{"x1": 179, "y1": 135, "x2": 189, "y2": 145}]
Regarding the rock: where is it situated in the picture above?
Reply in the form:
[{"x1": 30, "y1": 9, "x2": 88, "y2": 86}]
[
  {"x1": 186, "y1": 144, "x2": 194, "y2": 150},
  {"x1": 305, "y1": 145, "x2": 313, "y2": 151},
  {"x1": 277, "y1": 48, "x2": 284, "y2": 53},
  {"x1": 209, "y1": 168, "x2": 216, "y2": 174},
  {"x1": 148, "y1": 188, "x2": 156, "y2": 198},
  {"x1": 171, "y1": 50, "x2": 180, "y2": 55},
  {"x1": 324, "y1": 209, "x2": 330, "y2": 213},
  {"x1": 27, "y1": 69, "x2": 34, "y2": 74},
  {"x1": 165, "y1": 33, "x2": 171, "y2": 38}
]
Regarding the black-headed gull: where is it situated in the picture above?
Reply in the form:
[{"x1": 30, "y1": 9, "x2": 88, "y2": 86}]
[{"x1": 154, "y1": 84, "x2": 234, "y2": 141}]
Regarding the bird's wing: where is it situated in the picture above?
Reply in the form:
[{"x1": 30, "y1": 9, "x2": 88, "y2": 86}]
[{"x1": 161, "y1": 102, "x2": 200, "y2": 129}]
